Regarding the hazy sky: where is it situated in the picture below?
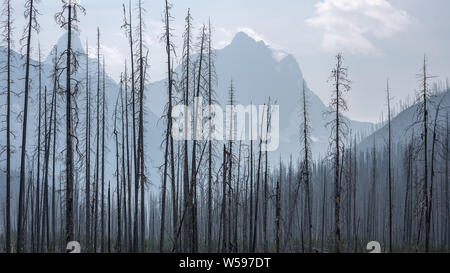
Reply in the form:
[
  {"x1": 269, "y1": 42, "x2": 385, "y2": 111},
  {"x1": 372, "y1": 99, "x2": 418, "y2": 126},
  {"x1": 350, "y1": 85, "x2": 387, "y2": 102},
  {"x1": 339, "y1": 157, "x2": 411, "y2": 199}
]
[{"x1": 9, "y1": 0, "x2": 450, "y2": 123}]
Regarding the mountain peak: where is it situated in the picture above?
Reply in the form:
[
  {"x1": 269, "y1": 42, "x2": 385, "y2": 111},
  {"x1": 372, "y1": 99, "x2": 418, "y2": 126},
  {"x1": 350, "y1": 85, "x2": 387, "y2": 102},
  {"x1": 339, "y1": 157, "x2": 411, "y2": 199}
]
[
  {"x1": 56, "y1": 31, "x2": 85, "y2": 54},
  {"x1": 230, "y1": 31, "x2": 266, "y2": 47}
]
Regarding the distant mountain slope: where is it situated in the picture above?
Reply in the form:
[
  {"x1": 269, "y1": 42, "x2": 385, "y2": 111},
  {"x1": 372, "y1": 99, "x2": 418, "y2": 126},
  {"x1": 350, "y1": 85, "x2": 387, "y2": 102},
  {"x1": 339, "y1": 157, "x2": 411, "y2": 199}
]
[
  {"x1": 149, "y1": 32, "x2": 373, "y2": 158},
  {"x1": 0, "y1": 32, "x2": 164, "y2": 190},
  {"x1": 358, "y1": 90, "x2": 450, "y2": 152}
]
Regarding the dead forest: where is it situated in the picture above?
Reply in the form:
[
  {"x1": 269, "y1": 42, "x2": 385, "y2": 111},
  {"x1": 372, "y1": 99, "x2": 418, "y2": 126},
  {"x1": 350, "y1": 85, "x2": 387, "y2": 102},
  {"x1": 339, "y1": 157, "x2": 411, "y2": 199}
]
[{"x1": 0, "y1": 0, "x2": 449, "y2": 253}]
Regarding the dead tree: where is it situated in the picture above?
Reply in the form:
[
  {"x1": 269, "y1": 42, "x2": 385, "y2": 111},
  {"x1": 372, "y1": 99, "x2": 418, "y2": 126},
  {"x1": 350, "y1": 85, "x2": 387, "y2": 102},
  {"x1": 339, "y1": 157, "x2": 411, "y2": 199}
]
[
  {"x1": 206, "y1": 18, "x2": 217, "y2": 253},
  {"x1": 50, "y1": 47, "x2": 58, "y2": 252},
  {"x1": 190, "y1": 24, "x2": 207, "y2": 253},
  {"x1": 17, "y1": 0, "x2": 39, "y2": 252},
  {"x1": 114, "y1": 76, "x2": 123, "y2": 252},
  {"x1": 55, "y1": 0, "x2": 86, "y2": 246},
  {"x1": 93, "y1": 28, "x2": 101, "y2": 253},
  {"x1": 160, "y1": 0, "x2": 177, "y2": 253},
  {"x1": 107, "y1": 181, "x2": 111, "y2": 253},
  {"x1": 1, "y1": 0, "x2": 13, "y2": 253},
  {"x1": 414, "y1": 55, "x2": 434, "y2": 252},
  {"x1": 101, "y1": 57, "x2": 106, "y2": 252},
  {"x1": 221, "y1": 144, "x2": 228, "y2": 252},
  {"x1": 386, "y1": 79, "x2": 393, "y2": 252},
  {"x1": 234, "y1": 140, "x2": 242, "y2": 253},
  {"x1": 445, "y1": 111, "x2": 450, "y2": 250},
  {"x1": 137, "y1": 0, "x2": 147, "y2": 252},
  {"x1": 35, "y1": 48, "x2": 42, "y2": 251},
  {"x1": 428, "y1": 91, "x2": 446, "y2": 252},
  {"x1": 120, "y1": 71, "x2": 127, "y2": 252},
  {"x1": 121, "y1": 1, "x2": 139, "y2": 252},
  {"x1": 252, "y1": 103, "x2": 269, "y2": 253},
  {"x1": 124, "y1": 62, "x2": 132, "y2": 251},
  {"x1": 326, "y1": 53, "x2": 351, "y2": 253},
  {"x1": 84, "y1": 40, "x2": 91, "y2": 252},
  {"x1": 181, "y1": 8, "x2": 193, "y2": 253},
  {"x1": 275, "y1": 159, "x2": 282, "y2": 253},
  {"x1": 301, "y1": 81, "x2": 313, "y2": 252}
]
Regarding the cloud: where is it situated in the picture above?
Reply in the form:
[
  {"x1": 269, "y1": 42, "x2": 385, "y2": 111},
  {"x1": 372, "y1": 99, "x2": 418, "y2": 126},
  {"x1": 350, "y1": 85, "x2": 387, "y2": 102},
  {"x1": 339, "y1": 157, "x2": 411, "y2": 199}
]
[
  {"x1": 306, "y1": 0, "x2": 412, "y2": 54},
  {"x1": 237, "y1": 27, "x2": 266, "y2": 43},
  {"x1": 215, "y1": 27, "x2": 267, "y2": 49}
]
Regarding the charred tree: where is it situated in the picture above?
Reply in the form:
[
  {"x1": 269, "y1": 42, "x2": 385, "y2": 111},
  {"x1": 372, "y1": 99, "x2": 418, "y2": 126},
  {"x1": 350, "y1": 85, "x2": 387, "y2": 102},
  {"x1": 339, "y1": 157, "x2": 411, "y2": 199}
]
[{"x1": 326, "y1": 53, "x2": 351, "y2": 253}]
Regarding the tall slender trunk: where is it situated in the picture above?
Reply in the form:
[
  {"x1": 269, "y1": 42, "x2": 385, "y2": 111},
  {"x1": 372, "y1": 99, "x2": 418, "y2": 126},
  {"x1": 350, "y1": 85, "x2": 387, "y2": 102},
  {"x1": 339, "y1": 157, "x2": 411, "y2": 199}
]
[
  {"x1": 115, "y1": 80, "x2": 123, "y2": 252},
  {"x1": 302, "y1": 82, "x2": 312, "y2": 253},
  {"x1": 252, "y1": 105, "x2": 265, "y2": 252},
  {"x1": 123, "y1": 1, "x2": 138, "y2": 252},
  {"x1": 160, "y1": 0, "x2": 176, "y2": 253},
  {"x1": 182, "y1": 9, "x2": 192, "y2": 253},
  {"x1": 124, "y1": 63, "x2": 132, "y2": 251},
  {"x1": 17, "y1": 0, "x2": 35, "y2": 252},
  {"x1": 221, "y1": 145, "x2": 227, "y2": 253},
  {"x1": 275, "y1": 159, "x2": 282, "y2": 253},
  {"x1": 137, "y1": 0, "x2": 146, "y2": 252},
  {"x1": 386, "y1": 79, "x2": 393, "y2": 252},
  {"x1": 107, "y1": 182, "x2": 111, "y2": 253},
  {"x1": 85, "y1": 41, "x2": 91, "y2": 252},
  {"x1": 334, "y1": 58, "x2": 342, "y2": 253},
  {"x1": 5, "y1": 0, "x2": 12, "y2": 253},
  {"x1": 321, "y1": 167, "x2": 327, "y2": 252},
  {"x1": 190, "y1": 26, "x2": 206, "y2": 253},
  {"x1": 93, "y1": 28, "x2": 101, "y2": 252},
  {"x1": 65, "y1": 3, "x2": 75, "y2": 246},
  {"x1": 422, "y1": 56, "x2": 430, "y2": 253},
  {"x1": 101, "y1": 58, "x2": 106, "y2": 252},
  {"x1": 120, "y1": 75, "x2": 127, "y2": 252},
  {"x1": 51, "y1": 59, "x2": 57, "y2": 251},
  {"x1": 35, "y1": 47, "x2": 42, "y2": 252},
  {"x1": 207, "y1": 20, "x2": 214, "y2": 253},
  {"x1": 43, "y1": 83, "x2": 54, "y2": 253}
]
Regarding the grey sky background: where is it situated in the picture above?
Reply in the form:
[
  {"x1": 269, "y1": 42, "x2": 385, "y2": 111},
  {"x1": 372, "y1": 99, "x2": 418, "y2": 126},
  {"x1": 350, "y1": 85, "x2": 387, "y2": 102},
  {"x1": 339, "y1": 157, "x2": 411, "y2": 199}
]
[{"x1": 8, "y1": 0, "x2": 450, "y2": 123}]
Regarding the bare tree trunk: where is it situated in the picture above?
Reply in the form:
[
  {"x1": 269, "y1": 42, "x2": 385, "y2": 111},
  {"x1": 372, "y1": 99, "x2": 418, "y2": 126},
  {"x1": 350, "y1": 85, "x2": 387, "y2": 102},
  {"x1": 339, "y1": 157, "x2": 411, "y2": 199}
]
[
  {"x1": 275, "y1": 159, "x2": 282, "y2": 253},
  {"x1": 51, "y1": 56, "x2": 58, "y2": 251},
  {"x1": 101, "y1": 58, "x2": 106, "y2": 253},
  {"x1": 121, "y1": 73, "x2": 127, "y2": 252},
  {"x1": 138, "y1": 0, "x2": 146, "y2": 252},
  {"x1": 5, "y1": 0, "x2": 12, "y2": 253},
  {"x1": 160, "y1": 0, "x2": 176, "y2": 253},
  {"x1": 35, "y1": 47, "x2": 42, "y2": 252},
  {"x1": 190, "y1": 25, "x2": 206, "y2": 253},
  {"x1": 207, "y1": 19, "x2": 214, "y2": 254},
  {"x1": 92, "y1": 28, "x2": 100, "y2": 253},
  {"x1": 85, "y1": 40, "x2": 91, "y2": 252},
  {"x1": 115, "y1": 81, "x2": 122, "y2": 252},
  {"x1": 17, "y1": 0, "x2": 36, "y2": 252},
  {"x1": 64, "y1": 3, "x2": 75, "y2": 246},
  {"x1": 234, "y1": 141, "x2": 242, "y2": 253},
  {"x1": 321, "y1": 166, "x2": 327, "y2": 252},
  {"x1": 422, "y1": 56, "x2": 430, "y2": 253},
  {"x1": 43, "y1": 83, "x2": 54, "y2": 253},
  {"x1": 301, "y1": 82, "x2": 313, "y2": 253},
  {"x1": 221, "y1": 145, "x2": 228, "y2": 253},
  {"x1": 182, "y1": 9, "x2": 192, "y2": 253},
  {"x1": 248, "y1": 111, "x2": 254, "y2": 252},
  {"x1": 328, "y1": 54, "x2": 350, "y2": 252},
  {"x1": 108, "y1": 182, "x2": 111, "y2": 253},
  {"x1": 446, "y1": 112, "x2": 450, "y2": 251},
  {"x1": 386, "y1": 79, "x2": 393, "y2": 253},
  {"x1": 252, "y1": 105, "x2": 265, "y2": 253},
  {"x1": 428, "y1": 92, "x2": 446, "y2": 252},
  {"x1": 122, "y1": 1, "x2": 138, "y2": 252}
]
